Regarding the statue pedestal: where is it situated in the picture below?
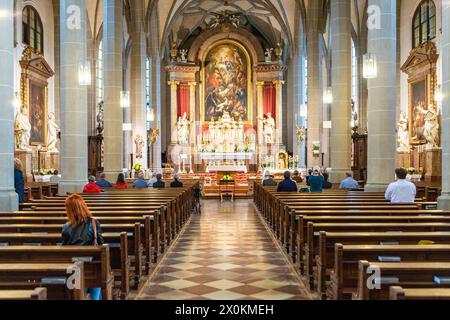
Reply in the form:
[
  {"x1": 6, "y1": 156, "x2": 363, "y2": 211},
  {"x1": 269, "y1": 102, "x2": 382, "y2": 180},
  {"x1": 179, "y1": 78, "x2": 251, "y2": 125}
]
[
  {"x1": 425, "y1": 147, "x2": 442, "y2": 182},
  {"x1": 15, "y1": 150, "x2": 33, "y2": 183},
  {"x1": 397, "y1": 151, "x2": 411, "y2": 168}
]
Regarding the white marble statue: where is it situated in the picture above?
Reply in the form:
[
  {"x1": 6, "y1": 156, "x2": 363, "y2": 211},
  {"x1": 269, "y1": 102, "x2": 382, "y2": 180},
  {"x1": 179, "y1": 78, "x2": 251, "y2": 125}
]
[
  {"x1": 179, "y1": 49, "x2": 188, "y2": 63},
  {"x1": 14, "y1": 107, "x2": 32, "y2": 152},
  {"x1": 397, "y1": 111, "x2": 410, "y2": 152},
  {"x1": 417, "y1": 103, "x2": 440, "y2": 148},
  {"x1": 134, "y1": 134, "x2": 144, "y2": 159},
  {"x1": 176, "y1": 112, "x2": 191, "y2": 145},
  {"x1": 262, "y1": 113, "x2": 275, "y2": 144},
  {"x1": 47, "y1": 112, "x2": 60, "y2": 153}
]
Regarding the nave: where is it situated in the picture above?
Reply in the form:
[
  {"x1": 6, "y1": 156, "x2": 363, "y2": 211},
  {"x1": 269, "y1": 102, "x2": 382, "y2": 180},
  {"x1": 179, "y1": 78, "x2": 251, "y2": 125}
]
[{"x1": 137, "y1": 200, "x2": 310, "y2": 300}]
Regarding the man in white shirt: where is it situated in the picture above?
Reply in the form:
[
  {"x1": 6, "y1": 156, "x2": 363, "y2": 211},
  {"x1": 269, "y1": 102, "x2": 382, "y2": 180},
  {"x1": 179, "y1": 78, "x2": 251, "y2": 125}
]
[{"x1": 385, "y1": 168, "x2": 416, "y2": 203}]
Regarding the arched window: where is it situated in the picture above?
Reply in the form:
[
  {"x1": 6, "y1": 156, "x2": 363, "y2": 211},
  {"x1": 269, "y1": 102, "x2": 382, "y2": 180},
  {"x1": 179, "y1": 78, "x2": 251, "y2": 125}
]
[
  {"x1": 22, "y1": 6, "x2": 44, "y2": 53},
  {"x1": 96, "y1": 40, "x2": 104, "y2": 104},
  {"x1": 413, "y1": 0, "x2": 436, "y2": 48}
]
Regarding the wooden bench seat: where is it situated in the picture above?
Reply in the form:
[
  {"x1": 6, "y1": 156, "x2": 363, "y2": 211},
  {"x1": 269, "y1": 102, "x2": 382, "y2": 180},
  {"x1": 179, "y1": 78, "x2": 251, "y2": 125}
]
[
  {"x1": 355, "y1": 261, "x2": 450, "y2": 300},
  {"x1": 0, "y1": 245, "x2": 114, "y2": 299},
  {"x1": 329, "y1": 244, "x2": 450, "y2": 300},
  {"x1": 390, "y1": 286, "x2": 450, "y2": 300},
  {"x1": 0, "y1": 261, "x2": 85, "y2": 300},
  {"x1": 0, "y1": 288, "x2": 47, "y2": 300}
]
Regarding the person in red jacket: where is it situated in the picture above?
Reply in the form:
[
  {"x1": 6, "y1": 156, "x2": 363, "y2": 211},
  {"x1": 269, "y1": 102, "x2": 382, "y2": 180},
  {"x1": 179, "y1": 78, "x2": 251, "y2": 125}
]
[
  {"x1": 83, "y1": 176, "x2": 102, "y2": 193},
  {"x1": 115, "y1": 173, "x2": 128, "y2": 189}
]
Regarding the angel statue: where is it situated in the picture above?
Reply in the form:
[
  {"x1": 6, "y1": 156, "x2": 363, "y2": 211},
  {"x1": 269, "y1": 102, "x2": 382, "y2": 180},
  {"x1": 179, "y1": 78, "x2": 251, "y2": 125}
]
[
  {"x1": 296, "y1": 127, "x2": 305, "y2": 143},
  {"x1": 176, "y1": 112, "x2": 192, "y2": 145},
  {"x1": 264, "y1": 48, "x2": 273, "y2": 62},
  {"x1": 397, "y1": 111, "x2": 410, "y2": 152},
  {"x1": 47, "y1": 112, "x2": 60, "y2": 153},
  {"x1": 416, "y1": 103, "x2": 440, "y2": 148},
  {"x1": 179, "y1": 49, "x2": 188, "y2": 63},
  {"x1": 14, "y1": 107, "x2": 32, "y2": 152},
  {"x1": 262, "y1": 113, "x2": 275, "y2": 145},
  {"x1": 134, "y1": 134, "x2": 145, "y2": 159}
]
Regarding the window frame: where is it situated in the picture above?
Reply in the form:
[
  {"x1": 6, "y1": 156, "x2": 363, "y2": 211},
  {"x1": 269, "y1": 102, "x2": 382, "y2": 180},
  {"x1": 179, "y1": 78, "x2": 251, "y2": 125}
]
[
  {"x1": 412, "y1": 0, "x2": 437, "y2": 48},
  {"x1": 22, "y1": 6, "x2": 44, "y2": 54}
]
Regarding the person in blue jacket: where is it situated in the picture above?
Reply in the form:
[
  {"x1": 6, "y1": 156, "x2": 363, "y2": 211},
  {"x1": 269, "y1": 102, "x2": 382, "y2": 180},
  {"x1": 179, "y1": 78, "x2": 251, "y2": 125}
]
[
  {"x1": 96, "y1": 172, "x2": 113, "y2": 189},
  {"x1": 276, "y1": 171, "x2": 298, "y2": 192},
  {"x1": 14, "y1": 159, "x2": 25, "y2": 203}
]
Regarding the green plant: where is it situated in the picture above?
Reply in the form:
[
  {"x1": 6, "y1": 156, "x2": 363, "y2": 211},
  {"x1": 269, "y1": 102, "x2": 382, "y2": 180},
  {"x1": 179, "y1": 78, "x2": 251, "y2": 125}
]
[{"x1": 133, "y1": 163, "x2": 142, "y2": 171}]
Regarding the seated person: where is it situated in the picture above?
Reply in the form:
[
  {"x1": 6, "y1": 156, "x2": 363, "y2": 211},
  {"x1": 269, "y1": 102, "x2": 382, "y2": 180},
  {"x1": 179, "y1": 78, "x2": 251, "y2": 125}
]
[
  {"x1": 385, "y1": 168, "x2": 416, "y2": 203},
  {"x1": 276, "y1": 171, "x2": 298, "y2": 192},
  {"x1": 170, "y1": 174, "x2": 183, "y2": 188},
  {"x1": 115, "y1": 173, "x2": 128, "y2": 189},
  {"x1": 308, "y1": 170, "x2": 324, "y2": 193},
  {"x1": 147, "y1": 173, "x2": 157, "y2": 187},
  {"x1": 339, "y1": 172, "x2": 359, "y2": 190},
  {"x1": 292, "y1": 170, "x2": 303, "y2": 183},
  {"x1": 322, "y1": 172, "x2": 333, "y2": 189},
  {"x1": 305, "y1": 169, "x2": 313, "y2": 185},
  {"x1": 83, "y1": 176, "x2": 102, "y2": 193},
  {"x1": 133, "y1": 172, "x2": 149, "y2": 189},
  {"x1": 153, "y1": 173, "x2": 166, "y2": 188},
  {"x1": 262, "y1": 172, "x2": 277, "y2": 186},
  {"x1": 96, "y1": 172, "x2": 113, "y2": 189}
]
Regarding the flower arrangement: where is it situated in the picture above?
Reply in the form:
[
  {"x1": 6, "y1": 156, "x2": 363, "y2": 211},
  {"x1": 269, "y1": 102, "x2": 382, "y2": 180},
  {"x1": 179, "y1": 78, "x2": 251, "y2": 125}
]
[
  {"x1": 38, "y1": 168, "x2": 57, "y2": 176},
  {"x1": 406, "y1": 167, "x2": 416, "y2": 175},
  {"x1": 222, "y1": 175, "x2": 233, "y2": 181},
  {"x1": 133, "y1": 163, "x2": 142, "y2": 171}
]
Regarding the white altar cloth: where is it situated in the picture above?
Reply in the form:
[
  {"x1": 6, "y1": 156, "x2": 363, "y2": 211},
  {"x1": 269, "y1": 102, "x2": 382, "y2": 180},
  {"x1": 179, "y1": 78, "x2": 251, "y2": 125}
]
[{"x1": 206, "y1": 165, "x2": 248, "y2": 173}]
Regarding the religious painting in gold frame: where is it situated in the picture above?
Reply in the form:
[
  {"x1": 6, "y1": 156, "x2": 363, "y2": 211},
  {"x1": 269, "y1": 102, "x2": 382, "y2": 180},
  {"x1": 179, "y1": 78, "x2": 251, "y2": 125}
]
[
  {"x1": 201, "y1": 39, "x2": 252, "y2": 124},
  {"x1": 29, "y1": 80, "x2": 47, "y2": 146},
  {"x1": 408, "y1": 74, "x2": 430, "y2": 145}
]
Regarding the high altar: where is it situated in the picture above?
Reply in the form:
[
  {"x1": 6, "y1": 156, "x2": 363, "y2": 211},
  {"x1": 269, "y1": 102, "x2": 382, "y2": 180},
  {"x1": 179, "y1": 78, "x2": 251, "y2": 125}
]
[{"x1": 165, "y1": 14, "x2": 288, "y2": 173}]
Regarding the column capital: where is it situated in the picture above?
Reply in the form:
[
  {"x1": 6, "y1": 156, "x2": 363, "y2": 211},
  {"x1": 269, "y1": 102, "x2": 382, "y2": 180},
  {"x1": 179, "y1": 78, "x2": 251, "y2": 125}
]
[
  {"x1": 168, "y1": 81, "x2": 180, "y2": 89},
  {"x1": 272, "y1": 80, "x2": 285, "y2": 87},
  {"x1": 256, "y1": 81, "x2": 265, "y2": 88},
  {"x1": 188, "y1": 82, "x2": 197, "y2": 88}
]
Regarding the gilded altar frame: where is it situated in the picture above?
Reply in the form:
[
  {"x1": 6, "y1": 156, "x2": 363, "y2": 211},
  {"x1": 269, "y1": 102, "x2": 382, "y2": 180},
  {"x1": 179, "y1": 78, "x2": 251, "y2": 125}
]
[{"x1": 200, "y1": 39, "x2": 253, "y2": 124}]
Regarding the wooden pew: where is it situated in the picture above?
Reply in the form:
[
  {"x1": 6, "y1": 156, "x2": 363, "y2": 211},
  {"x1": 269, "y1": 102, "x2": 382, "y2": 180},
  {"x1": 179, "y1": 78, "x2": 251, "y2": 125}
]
[
  {"x1": 0, "y1": 261, "x2": 85, "y2": 300},
  {"x1": 0, "y1": 245, "x2": 114, "y2": 299},
  {"x1": 0, "y1": 288, "x2": 47, "y2": 300},
  {"x1": 355, "y1": 261, "x2": 450, "y2": 300},
  {"x1": 0, "y1": 233, "x2": 130, "y2": 298},
  {"x1": 390, "y1": 287, "x2": 450, "y2": 300},
  {"x1": 315, "y1": 232, "x2": 450, "y2": 298},
  {"x1": 0, "y1": 223, "x2": 145, "y2": 289},
  {"x1": 329, "y1": 244, "x2": 450, "y2": 300}
]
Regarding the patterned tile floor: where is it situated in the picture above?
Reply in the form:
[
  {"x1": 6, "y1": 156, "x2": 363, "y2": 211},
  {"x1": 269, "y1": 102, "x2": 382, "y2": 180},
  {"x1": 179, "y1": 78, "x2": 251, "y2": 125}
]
[{"x1": 137, "y1": 199, "x2": 311, "y2": 300}]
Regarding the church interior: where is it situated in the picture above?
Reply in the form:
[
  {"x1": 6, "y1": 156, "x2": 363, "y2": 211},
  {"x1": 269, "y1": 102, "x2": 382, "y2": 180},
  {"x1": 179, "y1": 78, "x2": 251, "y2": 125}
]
[{"x1": 0, "y1": 0, "x2": 450, "y2": 303}]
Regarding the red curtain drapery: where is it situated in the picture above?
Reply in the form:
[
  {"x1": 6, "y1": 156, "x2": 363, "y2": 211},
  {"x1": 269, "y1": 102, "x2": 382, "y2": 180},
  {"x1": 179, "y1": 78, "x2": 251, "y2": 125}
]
[
  {"x1": 263, "y1": 82, "x2": 276, "y2": 119},
  {"x1": 177, "y1": 83, "x2": 190, "y2": 119}
]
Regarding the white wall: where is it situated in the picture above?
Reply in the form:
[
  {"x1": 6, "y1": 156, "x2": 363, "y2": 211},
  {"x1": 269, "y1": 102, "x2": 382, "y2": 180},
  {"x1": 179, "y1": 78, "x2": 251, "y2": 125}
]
[
  {"x1": 399, "y1": 0, "x2": 442, "y2": 117},
  {"x1": 13, "y1": 0, "x2": 55, "y2": 116}
]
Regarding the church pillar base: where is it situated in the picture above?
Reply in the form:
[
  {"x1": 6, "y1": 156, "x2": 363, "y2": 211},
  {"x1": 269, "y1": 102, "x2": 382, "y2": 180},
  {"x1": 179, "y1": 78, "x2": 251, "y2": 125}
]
[
  {"x1": 0, "y1": 190, "x2": 19, "y2": 211},
  {"x1": 58, "y1": 181, "x2": 87, "y2": 196},
  {"x1": 438, "y1": 194, "x2": 450, "y2": 210},
  {"x1": 364, "y1": 184, "x2": 389, "y2": 193},
  {"x1": 425, "y1": 148, "x2": 442, "y2": 182}
]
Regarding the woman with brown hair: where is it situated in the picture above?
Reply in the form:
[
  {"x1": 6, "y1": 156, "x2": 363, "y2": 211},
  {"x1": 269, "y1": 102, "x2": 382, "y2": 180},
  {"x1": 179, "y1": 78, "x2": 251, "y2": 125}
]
[{"x1": 61, "y1": 194, "x2": 104, "y2": 300}]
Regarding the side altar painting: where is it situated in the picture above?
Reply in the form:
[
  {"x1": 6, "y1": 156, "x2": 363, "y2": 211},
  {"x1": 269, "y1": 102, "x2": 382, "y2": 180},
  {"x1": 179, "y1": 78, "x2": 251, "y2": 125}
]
[
  {"x1": 204, "y1": 42, "x2": 249, "y2": 122},
  {"x1": 29, "y1": 81, "x2": 47, "y2": 145}
]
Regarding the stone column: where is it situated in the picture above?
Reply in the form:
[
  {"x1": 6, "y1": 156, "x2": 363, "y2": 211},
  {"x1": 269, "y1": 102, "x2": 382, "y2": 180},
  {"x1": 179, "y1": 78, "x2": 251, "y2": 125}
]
[
  {"x1": 256, "y1": 81, "x2": 264, "y2": 147},
  {"x1": 59, "y1": 0, "x2": 88, "y2": 195},
  {"x1": 365, "y1": 0, "x2": 397, "y2": 191},
  {"x1": 273, "y1": 80, "x2": 285, "y2": 145},
  {"x1": 0, "y1": 0, "x2": 18, "y2": 211},
  {"x1": 130, "y1": 0, "x2": 148, "y2": 169},
  {"x1": 168, "y1": 81, "x2": 179, "y2": 144},
  {"x1": 188, "y1": 82, "x2": 196, "y2": 145},
  {"x1": 103, "y1": 0, "x2": 123, "y2": 179},
  {"x1": 438, "y1": 2, "x2": 450, "y2": 209},
  {"x1": 330, "y1": 0, "x2": 352, "y2": 182},
  {"x1": 306, "y1": 0, "x2": 323, "y2": 167}
]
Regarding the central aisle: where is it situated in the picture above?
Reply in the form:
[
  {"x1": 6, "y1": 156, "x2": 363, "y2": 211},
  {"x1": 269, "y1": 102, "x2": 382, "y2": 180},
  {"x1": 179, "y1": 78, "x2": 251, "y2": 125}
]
[{"x1": 138, "y1": 199, "x2": 311, "y2": 300}]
